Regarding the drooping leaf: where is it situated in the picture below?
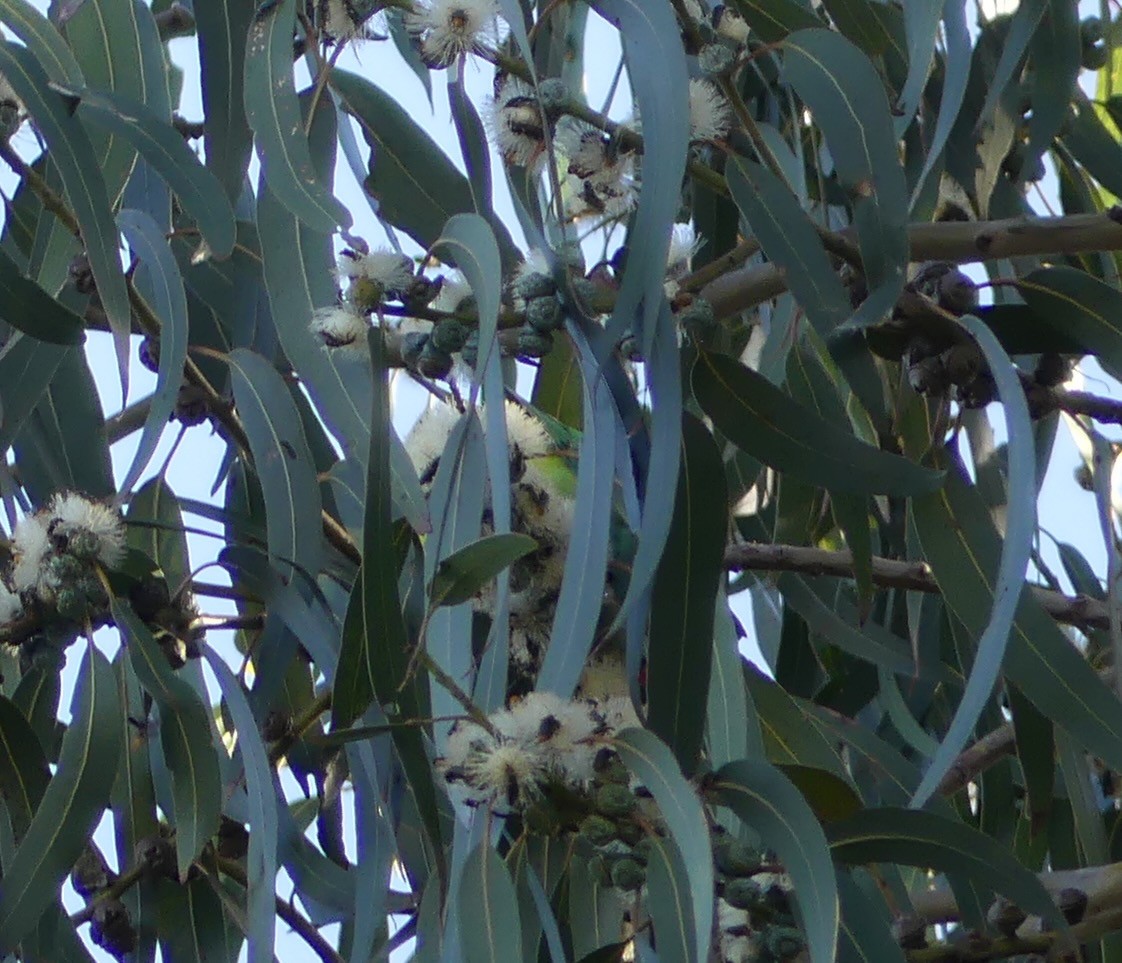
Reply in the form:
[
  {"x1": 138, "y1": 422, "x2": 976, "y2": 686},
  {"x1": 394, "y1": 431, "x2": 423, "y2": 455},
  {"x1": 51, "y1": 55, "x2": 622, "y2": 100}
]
[
  {"x1": 116, "y1": 209, "x2": 189, "y2": 495},
  {"x1": 643, "y1": 835, "x2": 695, "y2": 963},
  {"x1": 203, "y1": 648, "x2": 278, "y2": 963},
  {"x1": 113, "y1": 600, "x2": 222, "y2": 880},
  {"x1": 0, "y1": 647, "x2": 120, "y2": 953},
  {"x1": 126, "y1": 476, "x2": 191, "y2": 593},
  {"x1": 77, "y1": 90, "x2": 237, "y2": 258},
  {"x1": 195, "y1": 0, "x2": 255, "y2": 205},
  {"x1": 430, "y1": 533, "x2": 538, "y2": 609},
  {"x1": 0, "y1": 695, "x2": 51, "y2": 838},
  {"x1": 0, "y1": 245, "x2": 85, "y2": 344},
  {"x1": 647, "y1": 412, "x2": 727, "y2": 774},
  {"x1": 693, "y1": 351, "x2": 943, "y2": 496},
  {"x1": 330, "y1": 69, "x2": 516, "y2": 264},
  {"x1": 0, "y1": 42, "x2": 132, "y2": 395},
  {"x1": 243, "y1": 0, "x2": 349, "y2": 232},
  {"x1": 1024, "y1": 0, "x2": 1080, "y2": 186},
  {"x1": 228, "y1": 348, "x2": 325, "y2": 583},
  {"x1": 459, "y1": 843, "x2": 524, "y2": 963},
  {"x1": 1016, "y1": 265, "x2": 1122, "y2": 379},
  {"x1": 728, "y1": 0, "x2": 819, "y2": 42},
  {"x1": 614, "y1": 729, "x2": 713, "y2": 963},
  {"x1": 0, "y1": 0, "x2": 82, "y2": 85},
  {"x1": 589, "y1": 0, "x2": 689, "y2": 352},
  {"x1": 783, "y1": 29, "x2": 909, "y2": 327},
  {"x1": 908, "y1": 316, "x2": 1035, "y2": 809},
  {"x1": 714, "y1": 759, "x2": 839, "y2": 963},
  {"x1": 726, "y1": 158, "x2": 851, "y2": 336},
  {"x1": 827, "y1": 807, "x2": 1064, "y2": 931}
]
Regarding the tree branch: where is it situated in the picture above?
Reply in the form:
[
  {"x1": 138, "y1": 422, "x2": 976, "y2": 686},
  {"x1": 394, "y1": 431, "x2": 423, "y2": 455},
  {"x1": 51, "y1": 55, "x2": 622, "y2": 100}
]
[
  {"x1": 702, "y1": 209, "x2": 1122, "y2": 320},
  {"x1": 723, "y1": 542, "x2": 1110, "y2": 630}
]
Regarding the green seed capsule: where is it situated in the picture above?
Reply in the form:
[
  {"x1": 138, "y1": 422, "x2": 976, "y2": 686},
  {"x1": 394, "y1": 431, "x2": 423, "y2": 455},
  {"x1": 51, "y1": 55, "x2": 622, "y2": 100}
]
[
  {"x1": 513, "y1": 271, "x2": 556, "y2": 301},
  {"x1": 431, "y1": 319, "x2": 470, "y2": 353},
  {"x1": 677, "y1": 298, "x2": 718, "y2": 345},
  {"x1": 536, "y1": 78, "x2": 570, "y2": 112},
  {"x1": 722, "y1": 877, "x2": 764, "y2": 910},
  {"x1": 417, "y1": 342, "x2": 454, "y2": 380},
  {"x1": 526, "y1": 296, "x2": 563, "y2": 333},
  {"x1": 764, "y1": 925, "x2": 804, "y2": 959},
  {"x1": 715, "y1": 838, "x2": 763, "y2": 877},
  {"x1": 595, "y1": 783, "x2": 636, "y2": 818},
  {"x1": 517, "y1": 326, "x2": 554, "y2": 359},
  {"x1": 610, "y1": 857, "x2": 646, "y2": 891},
  {"x1": 580, "y1": 814, "x2": 618, "y2": 847}
]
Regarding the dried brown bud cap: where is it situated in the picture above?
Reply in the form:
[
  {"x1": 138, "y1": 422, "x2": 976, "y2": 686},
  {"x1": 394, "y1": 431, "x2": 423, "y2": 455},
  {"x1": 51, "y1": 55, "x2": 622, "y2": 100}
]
[{"x1": 1058, "y1": 887, "x2": 1089, "y2": 925}]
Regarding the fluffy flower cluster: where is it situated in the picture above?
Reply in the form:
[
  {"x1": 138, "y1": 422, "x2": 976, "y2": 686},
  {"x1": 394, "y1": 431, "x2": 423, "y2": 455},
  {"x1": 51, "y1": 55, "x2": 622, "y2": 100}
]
[
  {"x1": 3, "y1": 492, "x2": 126, "y2": 622},
  {"x1": 317, "y1": 0, "x2": 377, "y2": 43},
  {"x1": 335, "y1": 248, "x2": 415, "y2": 311},
  {"x1": 406, "y1": 0, "x2": 503, "y2": 66},
  {"x1": 487, "y1": 76, "x2": 547, "y2": 169},
  {"x1": 436, "y1": 690, "x2": 639, "y2": 810},
  {"x1": 557, "y1": 122, "x2": 640, "y2": 220},
  {"x1": 406, "y1": 401, "x2": 576, "y2": 683}
]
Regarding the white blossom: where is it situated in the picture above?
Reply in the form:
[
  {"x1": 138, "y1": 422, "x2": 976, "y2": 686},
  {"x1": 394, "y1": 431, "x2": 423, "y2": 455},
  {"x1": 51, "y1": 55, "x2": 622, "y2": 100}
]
[
  {"x1": 716, "y1": 899, "x2": 758, "y2": 963},
  {"x1": 320, "y1": 0, "x2": 369, "y2": 41},
  {"x1": 502, "y1": 691, "x2": 602, "y2": 784},
  {"x1": 310, "y1": 305, "x2": 369, "y2": 355},
  {"x1": 10, "y1": 513, "x2": 50, "y2": 595},
  {"x1": 715, "y1": 7, "x2": 749, "y2": 44},
  {"x1": 488, "y1": 77, "x2": 546, "y2": 168},
  {"x1": 688, "y1": 78, "x2": 733, "y2": 142},
  {"x1": 407, "y1": 0, "x2": 501, "y2": 66},
  {"x1": 666, "y1": 222, "x2": 701, "y2": 276},
  {"x1": 404, "y1": 402, "x2": 463, "y2": 485},
  {"x1": 47, "y1": 492, "x2": 127, "y2": 568},
  {"x1": 335, "y1": 248, "x2": 414, "y2": 293},
  {"x1": 439, "y1": 721, "x2": 550, "y2": 809},
  {"x1": 0, "y1": 580, "x2": 22, "y2": 623},
  {"x1": 432, "y1": 272, "x2": 473, "y2": 314}
]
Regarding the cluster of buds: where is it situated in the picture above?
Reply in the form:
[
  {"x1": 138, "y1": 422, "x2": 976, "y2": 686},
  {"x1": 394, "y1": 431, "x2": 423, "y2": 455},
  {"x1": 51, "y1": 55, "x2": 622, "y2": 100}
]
[
  {"x1": 2, "y1": 492, "x2": 127, "y2": 627},
  {"x1": 70, "y1": 847, "x2": 136, "y2": 959},
  {"x1": 510, "y1": 252, "x2": 566, "y2": 360}
]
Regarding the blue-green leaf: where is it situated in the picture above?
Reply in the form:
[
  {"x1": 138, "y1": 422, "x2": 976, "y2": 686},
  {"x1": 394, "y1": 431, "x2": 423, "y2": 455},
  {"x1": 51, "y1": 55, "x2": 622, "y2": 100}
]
[
  {"x1": 896, "y1": 1, "x2": 942, "y2": 135},
  {"x1": 0, "y1": 646, "x2": 120, "y2": 953},
  {"x1": 76, "y1": 90, "x2": 237, "y2": 258},
  {"x1": 729, "y1": 0, "x2": 819, "y2": 43},
  {"x1": 114, "y1": 599, "x2": 222, "y2": 880},
  {"x1": 203, "y1": 648, "x2": 278, "y2": 963},
  {"x1": 116, "y1": 209, "x2": 188, "y2": 495},
  {"x1": 195, "y1": 0, "x2": 255, "y2": 205},
  {"x1": 0, "y1": 0, "x2": 82, "y2": 85},
  {"x1": 431, "y1": 533, "x2": 538, "y2": 609},
  {"x1": 459, "y1": 843, "x2": 523, "y2": 963},
  {"x1": 783, "y1": 29, "x2": 909, "y2": 327},
  {"x1": 228, "y1": 348, "x2": 325, "y2": 582},
  {"x1": 1023, "y1": 1, "x2": 1079, "y2": 186},
  {"x1": 589, "y1": 0, "x2": 689, "y2": 352},
  {"x1": 908, "y1": 316, "x2": 1035, "y2": 809},
  {"x1": 726, "y1": 158, "x2": 851, "y2": 336},
  {"x1": 0, "y1": 42, "x2": 132, "y2": 395},
  {"x1": 694, "y1": 351, "x2": 942, "y2": 496},
  {"x1": 647, "y1": 412, "x2": 727, "y2": 773},
  {"x1": 643, "y1": 835, "x2": 694, "y2": 963},
  {"x1": 0, "y1": 246, "x2": 84, "y2": 344},
  {"x1": 244, "y1": 0, "x2": 349, "y2": 232},
  {"x1": 613, "y1": 729, "x2": 713, "y2": 963},
  {"x1": 714, "y1": 759, "x2": 839, "y2": 963},
  {"x1": 828, "y1": 807, "x2": 1064, "y2": 931}
]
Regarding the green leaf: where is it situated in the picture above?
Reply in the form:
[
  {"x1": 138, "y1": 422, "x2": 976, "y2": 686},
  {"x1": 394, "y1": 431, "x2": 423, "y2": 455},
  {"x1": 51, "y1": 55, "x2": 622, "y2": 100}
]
[
  {"x1": 459, "y1": 843, "x2": 524, "y2": 963},
  {"x1": 1023, "y1": 0, "x2": 1080, "y2": 185},
  {"x1": 589, "y1": 0, "x2": 689, "y2": 353},
  {"x1": 1061, "y1": 98, "x2": 1122, "y2": 201},
  {"x1": 76, "y1": 90, "x2": 237, "y2": 258},
  {"x1": 195, "y1": 0, "x2": 255, "y2": 205},
  {"x1": 117, "y1": 209, "x2": 189, "y2": 495},
  {"x1": 243, "y1": 0, "x2": 349, "y2": 232},
  {"x1": 728, "y1": 0, "x2": 819, "y2": 42},
  {"x1": 778, "y1": 764, "x2": 863, "y2": 824},
  {"x1": 783, "y1": 29, "x2": 909, "y2": 327},
  {"x1": 707, "y1": 591, "x2": 758, "y2": 767},
  {"x1": 0, "y1": 246, "x2": 84, "y2": 344},
  {"x1": 0, "y1": 646, "x2": 120, "y2": 953},
  {"x1": 901, "y1": 429, "x2": 1122, "y2": 785},
  {"x1": 330, "y1": 68, "x2": 516, "y2": 263},
  {"x1": 714, "y1": 759, "x2": 839, "y2": 963},
  {"x1": 0, "y1": 0, "x2": 82, "y2": 85},
  {"x1": 647, "y1": 412, "x2": 728, "y2": 774},
  {"x1": 827, "y1": 807, "x2": 1065, "y2": 931},
  {"x1": 836, "y1": 871, "x2": 907, "y2": 963},
  {"x1": 975, "y1": 0, "x2": 1046, "y2": 137},
  {"x1": 896, "y1": 1, "x2": 942, "y2": 134},
  {"x1": 0, "y1": 338, "x2": 67, "y2": 454},
  {"x1": 0, "y1": 695, "x2": 51, "y2": 837},
  {"x1": 126, "y1": 476, "x2": 191, "y2": 592},
  {"x1": 1016, "y1": 266, "x2": 1122, "y2": 379},
  {"x1": 908, "y1": 316, "x2": 1036, "y2": 809},
  {"x1": 113, "y1": 599, "x2": 222, "y2": 880},
  {"x1": 203, "y1": 649, "x2": 278, "y2": 963},
  {"x1": 910, "y1": 0, "x2": 970, "y2": 205},
  {"x1": 693, "y1": 351, "x2": 942, "y2": 496},
  {"x1": 643, "y1": 835, "x2": 694, "y2": 963},
  {"x1": 154, "y1": 876, "x2": 243, "y2": 962},
  {"x1": 430, "y1": 532, "x2": 538, "y2": 608},
  {"x1": 228, "y1": 348, "x2": 325, "y2": 582},
  {"x1": 10, "y1": 666, "x2": 61, "y2": 762},
  {"x1": 726, "y1": 158, "x2": 851, "y2": 336},
  {"x1": 613, "y1": 729, "x2": 713, "y2": 963},
  {"x1": 433, "y1": 213, "x2": 503, "y2": 378},
  {"x1": 0, "y1": 42, "x2": 132, "y2": 395}
]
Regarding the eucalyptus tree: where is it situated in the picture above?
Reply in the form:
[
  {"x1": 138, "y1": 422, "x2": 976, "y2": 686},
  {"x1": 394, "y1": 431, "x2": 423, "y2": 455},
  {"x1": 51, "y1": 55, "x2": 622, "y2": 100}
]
[{"x1": 5, "y1": 0, "x2": 1122, "y2": 961}]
